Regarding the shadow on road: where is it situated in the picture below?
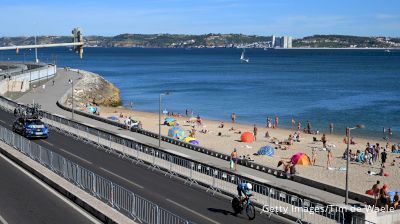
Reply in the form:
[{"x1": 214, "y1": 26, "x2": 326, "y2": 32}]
[{"x1": 207, "y1": 207, "x2": 237, "y2": 216}]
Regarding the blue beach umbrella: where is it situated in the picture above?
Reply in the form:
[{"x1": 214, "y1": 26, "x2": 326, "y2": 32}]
[
  {"x1": 257, "y1": 146, "x2": 274, "y2": 157},
  {"x1": 168, "y1": 125, "x2": 185, "y2": 140}
]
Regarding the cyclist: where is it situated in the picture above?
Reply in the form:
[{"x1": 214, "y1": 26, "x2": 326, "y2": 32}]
[{"x1": 237, "y1": 182, "x2": 253, "y2": 203}]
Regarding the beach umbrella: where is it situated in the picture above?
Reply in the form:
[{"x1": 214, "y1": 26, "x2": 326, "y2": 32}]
[
  {"x1": 168, "y1": 125, "x2": 185, "y2": 140},
  {"x1": 257, "y1": 146, "x2": 274, "y2": 157},
  {"x1": 107, "y1": 116, "x2": 119, "y2": 122},
  {"x1": 164, "y1": 117, "x2": 176, "y2": 126},
  {"x1": 189, "y1": 140, "x2": 199, "y2": 145},
  {"x1": 183, "y1": 137, "x2": 196, "y2": 143},
  {"x1": 241, "y1": 132, "x2": 254, "y2": 143},
  {"x1": 291, "y1": 153, "x2": 311, "y2": 166}
]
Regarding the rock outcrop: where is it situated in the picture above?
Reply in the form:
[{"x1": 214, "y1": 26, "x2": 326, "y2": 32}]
[{"x1": 65, "y1": 70, "x2": 121, "y2": 109}]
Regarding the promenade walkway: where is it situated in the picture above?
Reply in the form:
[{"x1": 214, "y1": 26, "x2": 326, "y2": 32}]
[{"x1": 17, "y1": 69, "x2": 361, "y2": 206}]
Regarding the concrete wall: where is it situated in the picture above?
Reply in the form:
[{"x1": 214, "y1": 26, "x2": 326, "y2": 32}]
[{"x1": 0, "y1": 64, "x2": 56, "y2": 94}]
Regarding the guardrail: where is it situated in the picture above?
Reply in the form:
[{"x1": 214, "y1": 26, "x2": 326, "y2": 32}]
[
  {"x1": 0, "y1": 96, "x2": 373, "y2": 224},
  {"x1": 56, "y1": 100, "x2": 287, "y2": 176},
  {"x1": 56, "y1": 98, "x2": 375, "y2": 205},
  {"x1": 0, "y1": 124, "x2": 191, "y2": 224}
]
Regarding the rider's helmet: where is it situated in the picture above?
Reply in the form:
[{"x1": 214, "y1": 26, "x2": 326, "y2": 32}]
[{"x1": 246, "y1": 183, "x2": 252, "y2": 190}]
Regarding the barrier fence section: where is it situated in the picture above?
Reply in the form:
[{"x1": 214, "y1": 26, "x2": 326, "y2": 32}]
[
  {"x1": 0, "y1": 125, "x2": 191, "y2": 224},
  {"x1": 0, "y1": 96, "x2": 373, "y2": 224}
]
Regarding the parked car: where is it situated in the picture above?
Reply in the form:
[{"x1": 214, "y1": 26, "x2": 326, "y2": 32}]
[{"x1": 12, "y1": 118, "x2": 49, "y2": 138}]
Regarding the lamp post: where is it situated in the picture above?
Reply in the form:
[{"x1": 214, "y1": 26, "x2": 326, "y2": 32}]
[
  {"x1": 345, "y1": 124, "x2": 365, "y2": 205},
  {"x1": 159, "y1": 92, "x2": 170, "y2": 148}
]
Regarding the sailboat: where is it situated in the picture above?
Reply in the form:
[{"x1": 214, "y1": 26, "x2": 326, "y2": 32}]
[{"x1": 240, "y1": 49, "x2": 249, "y2": 63}]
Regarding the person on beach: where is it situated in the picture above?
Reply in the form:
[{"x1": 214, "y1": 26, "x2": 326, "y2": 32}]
[
  {"x1": 297, "y1": 121, "x2": 301, "y2": 131},
  {"x1": 329, "y1": 123, "x2": 334, "y2": 134},
  {"x1": 218, "y1": 121, "x2": 224, "y2": 128},
  {"x1": 231, "y1": 148, "x2": 238, "y2": 171},
  {"x1": 265, "y1": 131, "x2": 270, "y2": 138},
  {"x1": 311, "y1": 147, "x2": 317, "y2": 166},
  {"x1": 383, "y1": 127, "x2": 386, "y2": 139},
  {"x1": 321, "y1": 133, "x2": 327, "y2": 148},
  {"x1": 372, "y1": 181, "x2": 381, "y2": 205},
  {"x1": 381, "y1": 148, "x2": 387, "y2": 167},
  {"x1": 306, "y1": 121, "x2": 311, "y2": 134},
  {"x1": 253, "y1": 124, "x2": 258, "y2": 141},
  {"x1": 275, "y1": 116, "x2": 279, "y2": 128},
  {"x1": 327, "y1": 149, "x2": 333, "y2": 169},
  {"x1": 388, "y1": 128, "x2": 393, "y2": 141},
  {"x1": 291, "y1": 117, "x2": 295, "y2": 130},
  {"x1": 231, "y1": 113, "x2": 236, "y2": 123}
]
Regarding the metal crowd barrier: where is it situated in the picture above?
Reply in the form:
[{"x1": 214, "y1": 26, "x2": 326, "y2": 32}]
[
  {"x1": 0, "y1": 125, "x2": 191, "y2": 224},
  {"x1": 0, "y1": 96, "x2": 373, "y2": 224}
]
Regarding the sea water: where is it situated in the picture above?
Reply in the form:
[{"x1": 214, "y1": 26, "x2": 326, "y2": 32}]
[{"x1": 3, "y1": 48, "x2": 399, "y2": 140}]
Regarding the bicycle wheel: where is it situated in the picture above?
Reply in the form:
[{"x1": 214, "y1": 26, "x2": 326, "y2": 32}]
[
  {"x1": 246, "y1": 204, "x2": 256, "y2": 220},
  {"x1": 231, "y1": 197, "x2": 241, "y2": 214}
]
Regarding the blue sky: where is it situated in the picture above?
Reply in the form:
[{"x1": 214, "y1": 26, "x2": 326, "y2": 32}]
[{"x1": 1, "y1": 0, "x2": 399, "y2": 37}]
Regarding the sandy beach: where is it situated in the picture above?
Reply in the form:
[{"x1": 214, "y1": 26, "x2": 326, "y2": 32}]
[{"x1": 97, "y1": 106, "x2": 400, "y2": 196}]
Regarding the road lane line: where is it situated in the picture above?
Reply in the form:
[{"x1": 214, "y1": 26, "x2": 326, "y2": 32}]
[
  {"x1": 99, "y1": 167, "x2": 144, "y2": 189},
  {"x1": 0, "y1": 119, "x2": 6, "y2": 125},
  {"x1": 41, "y1": 140, "x2": 93, "y2": 165},
  {"x1": 165, "y1": 198, "x2": 221, "y2": 224},
  {"x1": 0, "y1": 154, "x2": 101, "y2": 224},
  {"x1": 0, "y1": 213, "x2": 8, "y2": 224},
  {"x1": 40, "y1": 139, "x2": 54, "y2": 147}
]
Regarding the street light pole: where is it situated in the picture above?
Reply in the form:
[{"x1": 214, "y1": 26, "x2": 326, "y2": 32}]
[
  {"x1": 71, "y1": 80, "x2": 74, "y2": 120},
  {"x1": 159, "y1": 92, "x2": 170, "y2": 148},
  {"x1": 345, "y1": 124, "x2": 365, "y2": 205}
]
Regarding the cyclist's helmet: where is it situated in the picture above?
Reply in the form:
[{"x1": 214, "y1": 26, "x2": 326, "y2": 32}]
[{"x1": 246, "y1": 183, "x2": 252, "y2": 190}]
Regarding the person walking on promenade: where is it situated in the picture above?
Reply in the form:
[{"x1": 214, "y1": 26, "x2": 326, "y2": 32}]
[
  {"x1": 297, "y1": 121, "x2": 301, "y2": 131},
  {"x1": 275, "y1": 116, "x2": 279, "y2": 128},
  {"x1": 52, "y1": 79, "x2": 55, "y2": 86},
  {"x1": 322, "y1": 133, "x2": 327, "y2": 149},
  {"x1": 291, "y1": 117, "x2": 295, "y2": 130},
  {"x1": 231, "y1": 113, "x2": 236, "y2": 123},
  {"x1": 253, "y1": 124, "x2": 258, "y2": 141},
  {"x1": 329, "y1": 123, "x2": 334, "y2": 134},
  {"x1": 327, "y1": 149, "x2": 333, "y2": 169},
  {"x1": 231, "y1": 148, "x2": 238, "y2": 171}
]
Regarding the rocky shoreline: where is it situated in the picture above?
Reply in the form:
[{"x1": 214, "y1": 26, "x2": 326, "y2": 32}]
[{"x1": 64, "y1": 70, "x2": 122, "y2": 109}]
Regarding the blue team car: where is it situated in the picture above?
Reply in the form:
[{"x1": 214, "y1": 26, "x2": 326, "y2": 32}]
[{"x1": 12, "y1": 118, "x2": 49, "y2": 139}]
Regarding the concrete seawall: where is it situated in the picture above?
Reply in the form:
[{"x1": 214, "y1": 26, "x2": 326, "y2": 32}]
[{"x1": 0, "y1": 63, "x2": 56, "y2": 94}]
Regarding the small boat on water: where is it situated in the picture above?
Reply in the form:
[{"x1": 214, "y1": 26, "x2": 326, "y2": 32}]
[
  {"x1": 240, "y1": 49, "x2": 249, "y2": 63},
  {"x1": 385, "y1": 49, "x2": 391, "y2": 53}
]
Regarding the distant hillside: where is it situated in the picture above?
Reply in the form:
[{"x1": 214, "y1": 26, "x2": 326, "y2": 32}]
[
  {"x1": 1, "y1": 34, "x2": 399, "y2": 48},
  {"x1": 0, "y1": 34, "x2": 271, "y2": 48},
  {"x1": 293, "y1": 35, "x2": 400, "y2": 48}
]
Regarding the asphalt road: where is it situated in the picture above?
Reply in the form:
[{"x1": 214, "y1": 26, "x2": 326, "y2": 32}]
[
  {"x1": 0, "y1": 109, "x2": 293, "y2": 224},
  {"x1": 0, "y1": 152, "x2": 100, "y2": 224}
]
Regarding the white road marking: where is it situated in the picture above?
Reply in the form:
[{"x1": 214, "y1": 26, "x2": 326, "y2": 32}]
[
  {"x1": 99, "y1": 167, "x2": 144, "y2": 189},
  {"x1": 40, "y1": 139, "x2": 54, "y2": 147},
  {"x1": 0, "y1": 213, "x2": 8, "y2": 224},
  {"x1": 40, "y1": 141, "x2": 93, "y2": 165},
  {"x1": 0, "y1": 120, "x2": 6, "y2": 124},
  {"x1": 163, "y1": 149, "x2": 190, "y2": 158},
  {"x1": 0, "y1": 154, "x2": 101, "y2": 224},
  {"x1": 165, "y1": 198, "x2": 221, "y2": 224}
]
